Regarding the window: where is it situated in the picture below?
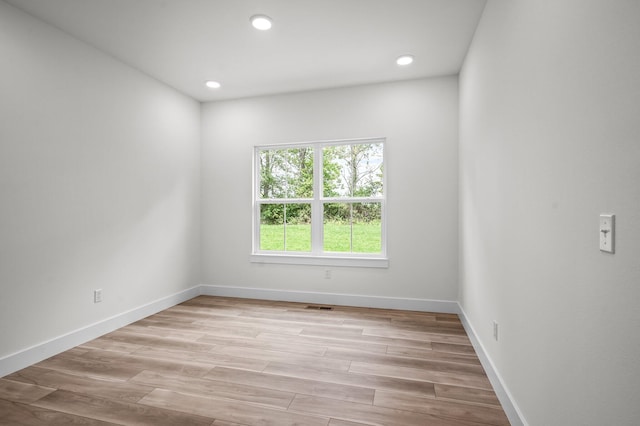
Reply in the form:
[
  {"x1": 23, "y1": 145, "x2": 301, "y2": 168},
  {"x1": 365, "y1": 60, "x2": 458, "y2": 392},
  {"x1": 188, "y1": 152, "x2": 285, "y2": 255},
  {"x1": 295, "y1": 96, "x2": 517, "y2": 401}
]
[{"x1": 252, "y1": 138, "x2": 387, "y2": 267}]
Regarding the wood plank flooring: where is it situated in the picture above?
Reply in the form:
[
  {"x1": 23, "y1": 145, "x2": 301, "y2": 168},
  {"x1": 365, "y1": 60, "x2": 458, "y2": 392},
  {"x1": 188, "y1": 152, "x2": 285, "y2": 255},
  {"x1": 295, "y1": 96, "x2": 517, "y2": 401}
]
[{"x1": 0, "y1": 296, "x2": 510, "y2": 425}]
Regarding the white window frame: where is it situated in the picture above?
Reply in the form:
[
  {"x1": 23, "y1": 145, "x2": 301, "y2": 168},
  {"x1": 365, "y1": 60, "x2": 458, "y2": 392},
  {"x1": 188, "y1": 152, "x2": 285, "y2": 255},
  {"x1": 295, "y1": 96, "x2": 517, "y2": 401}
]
[{"x1": 251, "y1": 137, "x2": 388, "y2": 268}]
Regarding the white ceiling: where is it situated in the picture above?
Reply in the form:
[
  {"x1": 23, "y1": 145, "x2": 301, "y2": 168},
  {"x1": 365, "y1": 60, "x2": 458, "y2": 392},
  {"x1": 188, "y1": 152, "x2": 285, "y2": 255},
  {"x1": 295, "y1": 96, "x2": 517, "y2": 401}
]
[{"x1": 6, "y1": 0, "x2": 487, "y2": 102}]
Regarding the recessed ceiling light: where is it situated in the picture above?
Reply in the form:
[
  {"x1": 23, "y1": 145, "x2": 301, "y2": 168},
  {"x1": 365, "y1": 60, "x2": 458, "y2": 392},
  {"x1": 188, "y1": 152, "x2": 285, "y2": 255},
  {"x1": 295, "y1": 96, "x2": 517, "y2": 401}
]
[
  {"x1": 251, "y1": 14, "x2": 272, "y2": 30},
  {"x1": 205, "y1": 80, "x2": 221, "y2": 89},
  {"x1": 396, "y1": 55, "x2": 414, "y2": 66}
]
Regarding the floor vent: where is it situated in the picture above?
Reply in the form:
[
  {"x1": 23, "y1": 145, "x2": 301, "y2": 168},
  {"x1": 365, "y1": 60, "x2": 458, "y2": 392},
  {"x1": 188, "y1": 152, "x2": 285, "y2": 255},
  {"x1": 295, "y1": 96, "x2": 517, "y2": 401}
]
[{"x1": 306, "y1": 305, "x2": 333, "y2": 310}]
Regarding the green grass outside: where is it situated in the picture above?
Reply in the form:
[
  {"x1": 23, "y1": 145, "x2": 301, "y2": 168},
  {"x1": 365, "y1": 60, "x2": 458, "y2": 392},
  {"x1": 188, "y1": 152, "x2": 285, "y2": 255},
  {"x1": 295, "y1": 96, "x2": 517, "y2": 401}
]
[{"x1": 260, "y1": 222, "x2": 381, "y2": 253}]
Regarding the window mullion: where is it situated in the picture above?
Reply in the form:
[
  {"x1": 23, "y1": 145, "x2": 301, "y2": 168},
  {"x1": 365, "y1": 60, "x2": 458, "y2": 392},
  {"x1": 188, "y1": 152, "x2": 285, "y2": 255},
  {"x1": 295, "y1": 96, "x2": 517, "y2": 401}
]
[
  {"x1": 283, "y1": 204, "x2": 287, "y2": 251},
  {"x1": 259, "y1": 198, "x2": 312, "y2": 204},
  {"x1": 312, "y1": 143, "x2": 323, "y2": 254},
  {"x1": 349, "y1": 203, "x2": 354, "y2": 252},
  {"x1": 322, "y1": 196, "x2": 383, "y2": 203}
]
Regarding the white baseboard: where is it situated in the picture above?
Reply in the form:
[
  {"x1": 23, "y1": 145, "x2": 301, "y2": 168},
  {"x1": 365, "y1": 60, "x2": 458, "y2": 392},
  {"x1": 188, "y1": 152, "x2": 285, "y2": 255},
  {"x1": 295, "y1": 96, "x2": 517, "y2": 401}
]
[
  {"x1": 0, "y1": 286, "x2": 200, "y2": 378},
  {"x1": 200, "y1": 284, "x2": 460, "y2": 313},
  {"x1": 457, "y1": 304, "x2": 528, "y2": 426}
]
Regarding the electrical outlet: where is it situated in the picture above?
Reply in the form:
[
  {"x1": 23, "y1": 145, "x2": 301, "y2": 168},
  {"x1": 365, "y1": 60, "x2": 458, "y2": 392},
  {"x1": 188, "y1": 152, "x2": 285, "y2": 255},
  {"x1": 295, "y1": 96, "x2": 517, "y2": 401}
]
[
  {"x1": 493, "y1": 320, "x2": 499, "y2": 341},
  {"x1": 94, "y1": 289, "x2": 102, "y2": 303}
]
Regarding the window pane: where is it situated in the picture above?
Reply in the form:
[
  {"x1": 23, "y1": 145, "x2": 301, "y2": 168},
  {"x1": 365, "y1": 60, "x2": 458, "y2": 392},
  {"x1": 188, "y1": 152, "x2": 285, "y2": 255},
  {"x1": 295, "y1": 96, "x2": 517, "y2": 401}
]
[
  {"x1": 323, "y1": 143, "x2": 383, "y2": 198},
  {"x1": 323, "y1": 202, "x2": 381, "y2": 253},
  {"x1": 259, "y1": 147, "x2": 313, "y2": 199},
  {"x1": 283, "y1": 203, "x2": 311, "y2": 251},
  {"x1": 323, "y1": 203, "x2": 351, "y2": 252},
  {"x1": 260, "y1": 203, "x2": 311, "y2": 252},
  {"x1": 352, "y1": 202, "x2": 382, "y2": 253},
  {"x1": 260, "y1": 204, "x2": 284, "y2": 250}
]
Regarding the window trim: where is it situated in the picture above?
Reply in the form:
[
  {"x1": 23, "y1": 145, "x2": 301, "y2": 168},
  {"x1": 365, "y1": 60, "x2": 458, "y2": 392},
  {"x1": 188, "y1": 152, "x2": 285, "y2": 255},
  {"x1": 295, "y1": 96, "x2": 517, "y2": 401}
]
[{"x1": 252, "y1": 137, "x2": 388, "y2": 268}]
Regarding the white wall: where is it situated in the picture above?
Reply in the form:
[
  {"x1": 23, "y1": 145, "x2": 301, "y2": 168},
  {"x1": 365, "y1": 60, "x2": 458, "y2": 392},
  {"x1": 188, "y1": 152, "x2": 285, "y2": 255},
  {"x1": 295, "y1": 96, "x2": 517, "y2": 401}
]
[
  {"x1": 202, "y1": 78, "x2": 459, "y2": 302},
  {"x1": 459, "y1": 1, "x2": 640, "y2": 424},
  {"x1": 0, "y1": 2, "x2": 201, "y2": 360}
]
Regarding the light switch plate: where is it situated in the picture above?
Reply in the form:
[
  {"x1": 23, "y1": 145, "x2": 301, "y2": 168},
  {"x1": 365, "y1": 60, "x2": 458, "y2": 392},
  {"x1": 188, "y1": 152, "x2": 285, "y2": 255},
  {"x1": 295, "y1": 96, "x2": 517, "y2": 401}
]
[{"x1": 599, "y1": 214, "x2": 615, "y2": 253}]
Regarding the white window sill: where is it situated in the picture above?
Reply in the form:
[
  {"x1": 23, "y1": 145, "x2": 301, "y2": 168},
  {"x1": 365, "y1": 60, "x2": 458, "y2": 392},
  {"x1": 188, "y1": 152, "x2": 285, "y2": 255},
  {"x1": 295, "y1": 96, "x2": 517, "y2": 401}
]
[{"x1": 250, "y1": 253, "x2": 389, "y2": 268}]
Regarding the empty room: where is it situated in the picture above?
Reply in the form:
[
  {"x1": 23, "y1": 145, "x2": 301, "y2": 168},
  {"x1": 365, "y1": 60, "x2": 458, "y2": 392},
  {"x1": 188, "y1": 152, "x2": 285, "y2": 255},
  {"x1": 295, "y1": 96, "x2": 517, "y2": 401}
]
[{"x1": 1, "y1": 1, "x2": 639, "y2": 425}]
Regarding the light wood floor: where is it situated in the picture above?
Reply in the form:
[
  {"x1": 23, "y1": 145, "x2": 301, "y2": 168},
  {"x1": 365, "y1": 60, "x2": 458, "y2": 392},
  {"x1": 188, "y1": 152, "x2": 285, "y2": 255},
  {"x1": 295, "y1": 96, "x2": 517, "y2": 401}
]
[{"x1": 0, "y1": 296, "x2": 509, "y2": 425}]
